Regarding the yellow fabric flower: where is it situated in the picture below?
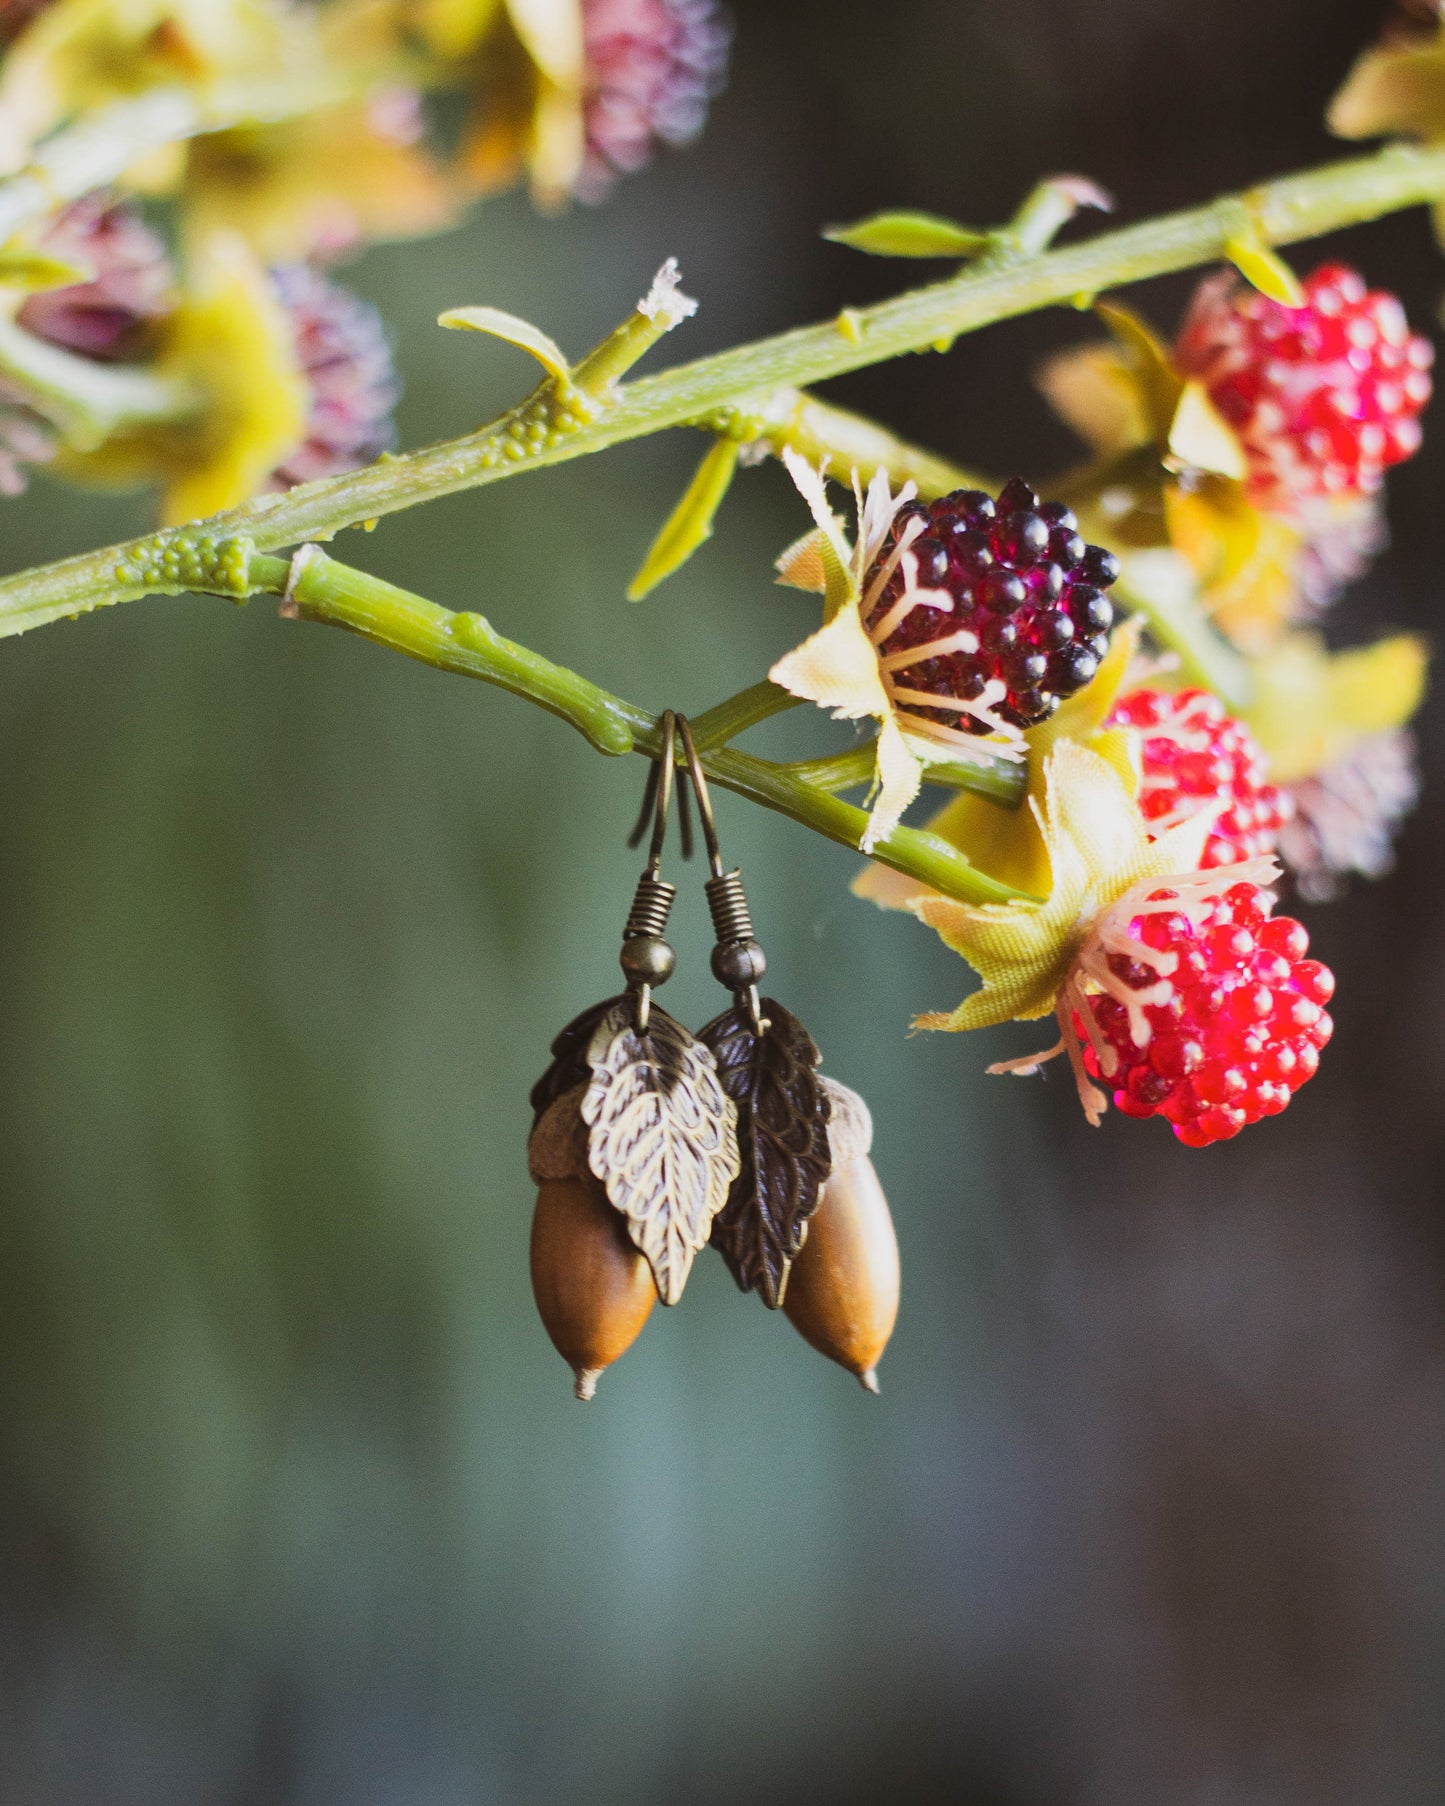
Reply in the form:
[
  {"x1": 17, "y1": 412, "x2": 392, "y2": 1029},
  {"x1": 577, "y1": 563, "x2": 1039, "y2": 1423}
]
[
  {"x1": 1243, "y1": 629, "x2": 1428, "y2": 786},
  {"x1": 428, "y1": 0, "x2": 586, "y2": 208},
  {"x1": 854, "y1": 616, "x2": 1143, "y2": 907},
  {"x1": 767, "y1": 448, "x2": 1024, "y2": 853},
  {"x1": 906, "y1": 741, "x2": 1238, "y2": 1125},
  {"x1": 56, "y1": 232, "x2": 308, "y2": 523}
]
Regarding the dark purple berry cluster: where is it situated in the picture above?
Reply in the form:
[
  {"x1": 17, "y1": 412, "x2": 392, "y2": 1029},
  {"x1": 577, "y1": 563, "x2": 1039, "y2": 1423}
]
[{"x1": 867, "y1": 477, "x2": 1120, "y2": 732}]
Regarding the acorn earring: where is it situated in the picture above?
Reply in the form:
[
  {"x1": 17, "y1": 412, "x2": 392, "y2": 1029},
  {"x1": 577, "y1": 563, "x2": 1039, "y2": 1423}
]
[
  {"x1": 527, "y1": 714, "x2": 740, "y2": 1398},
  {"x1": 678, "y1": 719, "x2": 900, "y2": 1391}
]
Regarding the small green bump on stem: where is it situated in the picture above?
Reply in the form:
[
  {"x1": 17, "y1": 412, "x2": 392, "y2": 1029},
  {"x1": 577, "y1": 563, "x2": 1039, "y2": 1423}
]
[{"x1": 111, "y1": 528, "x2": 256, "y2": 598}]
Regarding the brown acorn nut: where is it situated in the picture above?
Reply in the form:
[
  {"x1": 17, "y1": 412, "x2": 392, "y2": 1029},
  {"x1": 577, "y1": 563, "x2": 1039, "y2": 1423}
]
[
  {"x1": 528, "y1": 1087, "x2": 656, "y2": 1400},
  {"x1": 782, "y1": 1079, "x2": 899, "y2": 1393}
]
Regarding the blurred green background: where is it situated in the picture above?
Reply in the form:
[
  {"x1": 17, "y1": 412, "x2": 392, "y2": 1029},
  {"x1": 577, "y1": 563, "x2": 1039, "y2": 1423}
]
[{"x1": 3, "y1": 2, "x2": 1445, "y2": 1801}]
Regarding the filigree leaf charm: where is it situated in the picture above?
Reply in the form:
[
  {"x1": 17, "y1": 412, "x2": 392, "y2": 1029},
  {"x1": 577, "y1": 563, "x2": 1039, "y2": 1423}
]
[
  {"x1": 700, "y1": 999, "x2": 834, "y2": 1309},
  {"x1": 529, "y1": 996, "x2": 626, "y2": 1123},
  {"x1": 582, "y1": 1002, "x2": 740, "y2": 1306}
]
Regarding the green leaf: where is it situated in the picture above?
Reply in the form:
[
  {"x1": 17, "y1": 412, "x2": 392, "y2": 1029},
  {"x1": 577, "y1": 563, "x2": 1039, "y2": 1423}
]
[
  {"x1": 1224, "y1": 236, "x2": 1305, "y2": 308},
  {"x1": 437, "y1": 306, "x2": 572, "y2": 381},
  {"x1": 627, "y1": 437, "x2": 740, "y2": 600},
  {"x1": 0, "y1": 248, "x2": 92, "y2": 292},
  {"x1": 823, "y1": 211, "x2": 990, "y2": 259}
]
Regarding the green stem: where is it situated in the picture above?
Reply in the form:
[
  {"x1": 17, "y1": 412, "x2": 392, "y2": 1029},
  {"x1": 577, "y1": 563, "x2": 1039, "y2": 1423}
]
[
  {"x1": 1111, "y1": 568, "x2": 1252, "y2": 710},
  {"x1": 250, "y1": 549, "x2": 1026, "y2": 904},
  {"x1": 782, "y1": 744, "x2": 881, "y2": 792},
  {"x1": 251, "y1": 552, "x2": 641, "y2": 755},
  {"x1": 703, "y1": 748, "x2": 1026, "y2": 904},
  {"x1": 782, "y1": 741, "x2": 1027, "y2": 808},
  {"x1": 707, "y1": 389, "x2": 986, "y2": 498},
  {"x1": 5, "y1": 142, "x2": 1445, "y2": 629},
  {"x1": 688, "y1": 680, "x2": 799, "y2": 750}
]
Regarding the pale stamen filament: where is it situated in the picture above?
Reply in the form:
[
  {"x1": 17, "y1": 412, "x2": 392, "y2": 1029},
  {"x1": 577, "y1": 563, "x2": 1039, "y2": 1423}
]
[
  {"x1": 862, "y1": 515, "x2": 928, "y2": 618},
  {"x1": 878, "y1": 628, "x2": 980, "y2": 671}
]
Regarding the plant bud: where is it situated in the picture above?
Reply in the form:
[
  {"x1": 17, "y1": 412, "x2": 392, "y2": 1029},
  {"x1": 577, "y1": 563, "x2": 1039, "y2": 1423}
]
[
  {"x1": 783, "y1": 1079, "x2": 899, "y2": 1392},
  {"x1": 528, "y1": 1088, "x2": 655, "y2": 1399}
]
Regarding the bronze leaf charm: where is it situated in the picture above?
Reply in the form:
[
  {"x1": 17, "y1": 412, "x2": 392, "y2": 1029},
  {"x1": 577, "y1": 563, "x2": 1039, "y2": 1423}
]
[
  {"x1": 582, "y1": 1001, "x2": 740, "y2": 1306},
  {"x1": 529, "y1": 996, "x2": 626, "y2": 1124},
  {"x1": 700, "y1": 999, "x2": 834, "y2": 1309}
]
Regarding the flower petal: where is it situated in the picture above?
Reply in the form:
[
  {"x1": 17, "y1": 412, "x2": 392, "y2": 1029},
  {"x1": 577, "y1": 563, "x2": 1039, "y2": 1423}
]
[
  {"x1": 769, "y1": 601, "x2": 889, "y2": 721},
  {"x1": 859, "y1": 715, "x2": 922, "y2": 852}
]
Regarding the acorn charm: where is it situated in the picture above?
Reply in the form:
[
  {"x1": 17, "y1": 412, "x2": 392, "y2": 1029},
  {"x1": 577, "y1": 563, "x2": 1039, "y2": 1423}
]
[
  {"x1": 525, "y1": 712, "x2": 897, "y2": 1398},
  {"x1": 782, "y1": 1077, "x2": 899, "y2": 1392},
  {"x1": 528, "y1": 1087, "x2": 656, "y2": 1400},
  {"x1": 526, "y1": 712, "x2": 740, "y2": 1397}
]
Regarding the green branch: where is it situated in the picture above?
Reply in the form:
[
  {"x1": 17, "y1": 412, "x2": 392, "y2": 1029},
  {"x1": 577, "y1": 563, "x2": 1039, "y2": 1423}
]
[
  {"x1": 247, "y1": 548, "x2": 1027, "y2": 905},
  {"x1": 5, "y1": 142, "x2": 1445, "y2": 634}
]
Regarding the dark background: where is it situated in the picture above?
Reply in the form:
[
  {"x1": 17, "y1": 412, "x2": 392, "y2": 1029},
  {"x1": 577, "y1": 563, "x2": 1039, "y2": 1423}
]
[{"x1": 1, "y1": 2, "x2": 1443, "y2": 1801}]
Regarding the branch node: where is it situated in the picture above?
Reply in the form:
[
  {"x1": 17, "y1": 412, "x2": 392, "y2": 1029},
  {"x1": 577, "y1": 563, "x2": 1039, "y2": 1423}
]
[{"x1": 280, "y1": 543, "x2": 325, "y2": 617}]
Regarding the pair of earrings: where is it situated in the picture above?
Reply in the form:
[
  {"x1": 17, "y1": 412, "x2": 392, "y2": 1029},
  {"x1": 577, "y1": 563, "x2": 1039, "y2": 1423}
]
[{"x1": 527, "y1": 713, "x2": 899, "y2": 1400}]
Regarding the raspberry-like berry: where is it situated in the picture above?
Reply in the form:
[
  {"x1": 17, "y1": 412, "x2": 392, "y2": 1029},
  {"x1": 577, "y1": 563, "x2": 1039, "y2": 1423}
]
[
  {"x1": 862, "y1": 477, "x2": 1120, "y2": 733},
  {"x1": 1, "y1": 191, "x2": 173, "y2": 495},
  {"x1": 1110, "y1": 685, "x2": 1292, "y2": 868},
  {"x1": 267, "y1": 264, "x2": 398, "y2": 489},
  {"x1": 1174, "y1": 262, "x2": 1433, "y2": 508},
  {"x1": 1073, "y1": 880, "x2": 1333, "y2": 1146},
  {"x1": 576, "y1": 0, "x2": 731, "y2": 202},
  {"x1": 16, "y1": 192, "x2": 173, "y2": 362}
]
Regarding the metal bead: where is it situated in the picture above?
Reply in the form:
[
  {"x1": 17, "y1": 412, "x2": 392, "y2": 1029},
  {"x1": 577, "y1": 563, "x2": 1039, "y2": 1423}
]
[
  {"x1": 711, "y1": 938, "x2": 767, "y2": 988},
  {"x1": 620, "y1": 934, "x2": 676, "y2": 985}
]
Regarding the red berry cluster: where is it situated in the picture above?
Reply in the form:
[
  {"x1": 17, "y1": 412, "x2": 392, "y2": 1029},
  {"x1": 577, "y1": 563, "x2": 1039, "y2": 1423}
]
[
  {"x1": 1075, "y1": 882, "x2": 1333, "y2": 1147},
  {"x1": 865, "y1": 478, "x2": 1120, "y2": 732},
  {"x1": 1174, "y1": 261, "x2": 1432, "y2": 506},
  {"x1": 1110, "y1": 686, "x2": 1292, "y2": 869}
]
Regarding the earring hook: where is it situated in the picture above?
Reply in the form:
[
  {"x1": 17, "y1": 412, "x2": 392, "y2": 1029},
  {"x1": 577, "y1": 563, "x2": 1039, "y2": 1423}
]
[
  {"x1": 676, "y1": 716, "x2": 769, "y2": 1035},
  {"x1": 675, "y1": 716, "x2": 724, "y2": 878},
  {"x1": 620, "y1": 712, "x2": 681, "y2": 1034}
]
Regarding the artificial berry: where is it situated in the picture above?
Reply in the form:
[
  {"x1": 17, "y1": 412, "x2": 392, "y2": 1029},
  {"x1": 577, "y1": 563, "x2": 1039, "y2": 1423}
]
[
  {"x1": 577, "y1": 0, "x2": 732, "y2": 201},
  {"x1": 864, "y1": 479, "x2": 1120, "y2": 731},
  {"x1": 1174, "y1": 261, "x2": 1433, "y2": 507},
  {"x1": 1074, "y1": 882, "x2": 1332, "y2": 1147},
  {"x1": 1109, "y1": 686, "x2": 1292, "y2": 868}
]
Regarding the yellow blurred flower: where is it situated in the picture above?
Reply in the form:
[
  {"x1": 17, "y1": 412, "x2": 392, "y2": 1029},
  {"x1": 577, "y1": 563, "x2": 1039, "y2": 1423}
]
[
  {"x1": 57, "y1": 231, "x2": 308, "y2": 523},
  {"x1": 1039, "y1": 299, "x2": 1376, "y2": 653},
  {"x1": 1330, "y1": 12, "x2": 1445, "y2": 242},
  {"x1": 1243, "y1": 628, "x2": 1427, "y2": 787},
  {"x1": 417, "y1": 0, "x2": 586, "y2": 207},
  {"x1": 0, "y1": 0, "x2": 298, "y2": 172},
  {"x1": 183, "y1": 86, "x2": 456, "y2": 261}
]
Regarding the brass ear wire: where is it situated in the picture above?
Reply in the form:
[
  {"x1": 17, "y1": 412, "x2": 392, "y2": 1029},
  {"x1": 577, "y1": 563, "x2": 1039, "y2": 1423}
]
[
  {"x1": 619, "y1": 711, "x2": 681, "y2": 1033},
  {"x1": 675, "y1": 715, "x2": 770, "y2": 1036}
]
